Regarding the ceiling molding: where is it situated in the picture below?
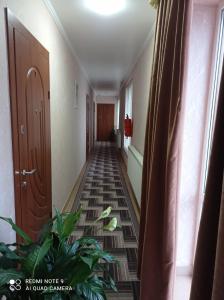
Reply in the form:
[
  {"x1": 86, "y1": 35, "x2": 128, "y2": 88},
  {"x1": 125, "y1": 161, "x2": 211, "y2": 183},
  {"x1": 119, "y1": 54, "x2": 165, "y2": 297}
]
[
  {"x1": 120, "y1": 19, "x2": 156, "y2": 91},
  {"x1": 95, "y1": 96, "x2": 118, "y2": 104},
  {"x1": 94, "y1": 89, "x2": 119, "y2": 97},
  {"x1": 42, "y1": 0, "x2": 94, "y2": 91}
]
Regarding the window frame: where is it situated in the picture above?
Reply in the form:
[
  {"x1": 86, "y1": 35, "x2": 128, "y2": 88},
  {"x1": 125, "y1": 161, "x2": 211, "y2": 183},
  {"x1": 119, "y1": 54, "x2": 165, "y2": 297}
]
[
  {"x1": 201, "y1": 8, "x2": 224, "y2": 194},
  {"x1": 124, "y1": 82, "x2": 133, "y2": 154}
]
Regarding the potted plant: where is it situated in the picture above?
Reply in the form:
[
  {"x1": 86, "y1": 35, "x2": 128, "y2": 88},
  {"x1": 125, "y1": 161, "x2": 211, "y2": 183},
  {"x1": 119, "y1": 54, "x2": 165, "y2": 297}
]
[{"x1": 0, "y1": 207, "x2": 118, "y2": 299}]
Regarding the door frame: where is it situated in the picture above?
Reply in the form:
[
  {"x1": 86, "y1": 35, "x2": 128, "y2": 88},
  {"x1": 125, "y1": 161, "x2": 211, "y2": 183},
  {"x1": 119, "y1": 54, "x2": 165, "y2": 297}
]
[
  {"x1": 94, "y1": 99, "x2": 117, "y2": 142},
  {"x1": 5, "y1": 9, "x2": 52, "y2": 238},
  {"x1": 86, "y1": 95, "x2": 90, "y2": 159}
]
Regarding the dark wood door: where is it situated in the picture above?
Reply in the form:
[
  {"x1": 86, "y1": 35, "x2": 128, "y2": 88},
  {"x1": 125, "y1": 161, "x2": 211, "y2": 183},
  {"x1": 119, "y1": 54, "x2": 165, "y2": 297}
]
[
  {"x1": 6, "y1": 10, "x2": 52, "y2": 241},
  {"x1": 97, "y1": 104, "x2": 115, "y2": 141}
]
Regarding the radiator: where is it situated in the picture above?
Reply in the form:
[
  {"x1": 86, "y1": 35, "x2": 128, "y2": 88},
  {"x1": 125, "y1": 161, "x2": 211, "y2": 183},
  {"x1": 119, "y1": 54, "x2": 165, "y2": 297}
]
[{"x1": 127, "y1": 145, "x2": 143, "y2": 206}]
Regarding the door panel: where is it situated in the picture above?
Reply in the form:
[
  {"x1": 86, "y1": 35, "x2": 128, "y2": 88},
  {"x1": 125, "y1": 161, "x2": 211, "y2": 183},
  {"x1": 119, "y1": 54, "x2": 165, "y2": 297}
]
[
  {"x1": 6, "y1": 10, "x2": 51, "y2": 241},
  {"x1": 97, "y1": 104, "x2": 115, "y2": 141}
]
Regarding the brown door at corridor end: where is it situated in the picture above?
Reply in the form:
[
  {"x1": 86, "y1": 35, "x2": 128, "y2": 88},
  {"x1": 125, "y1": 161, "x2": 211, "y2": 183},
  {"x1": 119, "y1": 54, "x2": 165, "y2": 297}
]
[
  {"x1": 97, "y1": 104, "x2": 115, "y2": 141},
  {"x1": 6, "y1": 10, "x2": 52, "y2": 241}
]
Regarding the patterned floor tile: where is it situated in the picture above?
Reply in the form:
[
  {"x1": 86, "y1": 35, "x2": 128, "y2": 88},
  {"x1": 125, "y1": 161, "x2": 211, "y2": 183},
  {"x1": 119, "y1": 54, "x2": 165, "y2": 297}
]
[{"x1": 71, "y1": 142, "x2": 139, "y2": 300}]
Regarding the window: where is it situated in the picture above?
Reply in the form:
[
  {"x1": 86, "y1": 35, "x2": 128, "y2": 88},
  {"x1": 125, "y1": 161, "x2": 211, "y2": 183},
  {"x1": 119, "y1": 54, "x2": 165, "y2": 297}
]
[
  {"x1": 124, "y1": 83, "x2": 133, "y2": 152},
  {"x1": 203, "y1": 9, "x2": 224, "y2": 192},
  {"x1": 176, "y1": 5, "x2": 222, "y2": 273}
]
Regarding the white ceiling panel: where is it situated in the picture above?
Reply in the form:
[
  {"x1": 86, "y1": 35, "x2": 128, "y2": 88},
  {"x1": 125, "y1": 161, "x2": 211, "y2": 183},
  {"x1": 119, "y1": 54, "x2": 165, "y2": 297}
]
[{"x1": 49, "y1": 0, "x2": 156, "y2": 92}]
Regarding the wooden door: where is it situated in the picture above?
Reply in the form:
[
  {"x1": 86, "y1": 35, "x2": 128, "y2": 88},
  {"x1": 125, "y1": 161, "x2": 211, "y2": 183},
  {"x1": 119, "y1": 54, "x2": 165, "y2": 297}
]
[
  {"x1": 97, "y1": 104, "x2": 115, "y2": 141},
  {"x1": 86, "y1": 95, "x2": 90, "y2": 159},
  {"x1": 6, "y1": 10, "x2": 52, "y2": 241}
]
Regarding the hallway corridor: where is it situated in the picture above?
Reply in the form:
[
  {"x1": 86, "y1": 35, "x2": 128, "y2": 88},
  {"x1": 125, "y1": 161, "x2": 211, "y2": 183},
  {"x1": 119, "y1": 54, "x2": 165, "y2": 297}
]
[
  {"x1": 71, "y1": 143, "x2": 139, "y2": 300},
  {"x1": 1, "y1": 1, "x2": 222, "y2": 299}
]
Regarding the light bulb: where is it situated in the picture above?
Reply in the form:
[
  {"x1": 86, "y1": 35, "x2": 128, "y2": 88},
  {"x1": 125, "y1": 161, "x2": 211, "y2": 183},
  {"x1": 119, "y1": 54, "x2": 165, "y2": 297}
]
[{"x1": 84, "y1": 0, "x2": 126, "y2": 16}]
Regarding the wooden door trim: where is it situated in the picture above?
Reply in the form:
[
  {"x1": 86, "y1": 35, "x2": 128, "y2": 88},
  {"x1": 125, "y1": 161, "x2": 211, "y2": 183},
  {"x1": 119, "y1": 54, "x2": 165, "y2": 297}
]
[
  {"x1": 5, "y1": 9, "x2": 22, "y2": 232},
  {"x1": 86, "y1": 95, "x2": 90, "y2": 160},
  {"x1": 5, "y1": 9, "x2": 51, "y2": 239}
]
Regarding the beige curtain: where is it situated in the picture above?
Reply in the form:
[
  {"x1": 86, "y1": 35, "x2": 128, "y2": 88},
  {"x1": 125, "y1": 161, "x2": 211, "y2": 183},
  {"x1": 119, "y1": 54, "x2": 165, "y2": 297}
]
[
  {"x1": 138, "y1": 1, "x2": 191, "y2": 299},
  {"x1": 190, "y1": 62, "x2": 224, "y2": 300}
]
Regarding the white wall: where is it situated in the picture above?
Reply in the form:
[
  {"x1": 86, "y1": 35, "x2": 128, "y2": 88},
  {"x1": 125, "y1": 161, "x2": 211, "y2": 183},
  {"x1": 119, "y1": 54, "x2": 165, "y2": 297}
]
[
  {"x1": 0, "y1": 1, "x2": 15, "y2": 244},
  {"x1": 0, "y1": 0, "x2": 91, "y2": 243},
  {"x1": 131, "y1": 34, "x2": 155, "y2": 155},
  {"x1": 119, "y1": 28, "x2": 155, "y2": 206},
  {"x1": 119, "y1": 28, "x2": 155, "y2": 157}
]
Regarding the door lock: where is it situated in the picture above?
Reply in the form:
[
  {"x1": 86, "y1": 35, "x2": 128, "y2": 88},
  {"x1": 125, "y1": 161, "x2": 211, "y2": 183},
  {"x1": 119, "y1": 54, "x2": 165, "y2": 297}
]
[{"x1": 21, "y1": 181, "x2": 27, "y2": 188}]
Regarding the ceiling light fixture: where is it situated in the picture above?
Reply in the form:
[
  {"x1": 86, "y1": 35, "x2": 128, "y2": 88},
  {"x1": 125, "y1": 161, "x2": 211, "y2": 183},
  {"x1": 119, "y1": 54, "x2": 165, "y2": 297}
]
[{"x1": 84, "y1": 0, "x2": 126, "y2": 16}]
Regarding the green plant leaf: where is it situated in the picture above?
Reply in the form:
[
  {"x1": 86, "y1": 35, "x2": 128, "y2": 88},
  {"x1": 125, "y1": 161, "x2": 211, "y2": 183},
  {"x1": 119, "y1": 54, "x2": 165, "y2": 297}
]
[
  {"x1": 61, "y1": 209, "x2": 82, "y2": 239},
  {"x1": 99, "y1": 251, "x2": 116, "y2": 263},
  {"x1": 103, "y1": 217, "x2": 117, "y2": 232},
  {"x1": 38, "y1": 216, "x2": 56, "y2": 243},
  {"x1": 80, "y1": 256, "x2": 93, "y2": 269},
  {"x1": 76, "y1": 277, "x2": 106, "y2": 300},
  {"x1": 53, "y1": 209, "x2": 81, "y2": 241},
  {"x1": 0, "y1": 209, "x2": 117, "y2": 298},
  {"x1": 69, "y1": 261, "x2": 92, "y2": 286},
  {"x1": 77, "y1": 237, "x2": 101, "y2": 250},
  {"x1": 79, "y1": 248, "x2": 116, "y2": 265},
  {"x1": 94, "y1": 250, "x2": 116, "y2": 263},
  {"x1": 0, "y1": 287, "x2": 13, "y2": 299},
  {"x1": 17, "y1": 243, "x2": 37, "y2": 258},
  {"x1": 42, "y1": 293, "x2": 65, "y2": 299},
  {"x1": 0, "y1": 243, "x2": 22, "y2": 260},
  {"x1": 104, "y1": 275, "x2": 117, "y2": 292},
  {"x1": 0, "y1": 268, "x2": 24, "y2": 286},
  {"x1": 0, "y1": 256, "x2": 18, "y2": 269},
  {"x1": 22, "y1": 236, "x2": 52, "y2": 277},
  {"x1": 70, "y1": 294, "x2": 84, "y2": 300},
  {"x1": 54, "y1": 208, "x2": 63, "y2": 238},
  {"x1": 68, "y1": 240, "x2": 80, "y2": 255},
  {"x1": 96, "y1": 207, "x2": 112, "y2": 222},
  {"x1": 0, "y1": 217, "x2": 32, "y2": 244}
]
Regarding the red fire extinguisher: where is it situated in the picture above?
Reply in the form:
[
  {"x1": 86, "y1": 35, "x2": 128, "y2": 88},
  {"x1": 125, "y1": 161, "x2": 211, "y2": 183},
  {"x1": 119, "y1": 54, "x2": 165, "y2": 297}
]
[{"x1": 124, "y1": 114, "x2": 133, "y2": 137}]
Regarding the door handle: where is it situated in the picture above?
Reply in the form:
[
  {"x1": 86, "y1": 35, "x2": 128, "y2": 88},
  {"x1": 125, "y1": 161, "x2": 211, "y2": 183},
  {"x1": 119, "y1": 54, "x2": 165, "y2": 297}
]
[{"x1": 21, "y1": 169, "x2": 37, "y2": 176}]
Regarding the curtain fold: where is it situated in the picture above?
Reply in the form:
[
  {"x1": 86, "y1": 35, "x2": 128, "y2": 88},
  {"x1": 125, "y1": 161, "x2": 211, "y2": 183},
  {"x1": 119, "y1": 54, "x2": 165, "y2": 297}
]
[
  {"x1": 138, "y1": 1, "x2": 190, "y2": 299},
  {"x1": 190, "y1": 61, "x2": 224, "y2": 300}
]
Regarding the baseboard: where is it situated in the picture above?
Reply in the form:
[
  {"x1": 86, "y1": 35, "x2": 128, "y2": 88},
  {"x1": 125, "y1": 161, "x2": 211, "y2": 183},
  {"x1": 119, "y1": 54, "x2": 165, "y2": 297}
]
[
  {"x1": 121, "y1": 148, "x2": 128, "y2": 167},
  {"x1": 119, "y1": 150, "x2": 140, "y2": 223},
  {"x1": 62, "y1": 161, "x2": 88, "y2": 213}
]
